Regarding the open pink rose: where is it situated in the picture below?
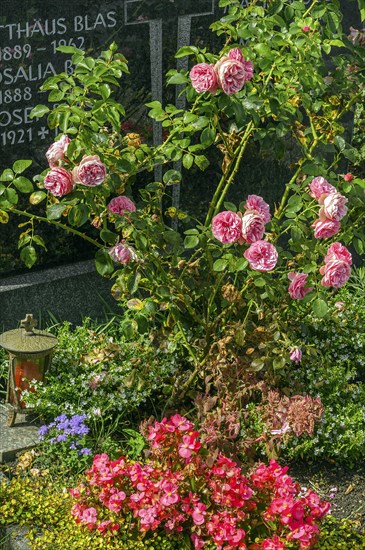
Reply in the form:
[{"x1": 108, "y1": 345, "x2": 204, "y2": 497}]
[
  {"x1": 321, "y1": 192, "x2": 348, "y2": 221},
  {"x1": 46, "y1": 134, "x2": 70, "y2": 167},
  {"x1": 73, "y1": 155, "x2": 106, "y2": 187},
  {"x1": 215, "y1": 57, "x2": 246, "y2": 95},
  {"x1": 309, "y1": 177, "x2": 337, "y2": 201},
  {"x1": 241, "y1": 212, "x2": 265, "y2": 243},
  {"x1": 320, "y1": 260, "x2": 351, "y2": 289},
  {"x1": 44, "y1": 166, "x2": 74, "y2": 197},
  {"x1": 108, "y1": 242, "x2": 136, "y2": 265},
  {"x1": 107, "y1": 196, "x2": 136, "y2": 216},
  {"x1": 244, "y1": 240, "x2": 278, "y2": 272},
  {"x1": 190, "y1": 63, "x2": 218, "y2": 94},
  {"x1": 212, "y1": 210, "x2": 242, "y2": 244},
  {"x1": 227, "y1": 49, "x2": 254, "y2": 80},
  {"x1": 244, "y1": 194, "x2": 271, "y2": 223},
  {"x1": 311, "y1": 218, "x2": 341, "y2": 239},
  {"x1": 324, "y1": 242, "x2": 352, "y2": 265},
  {"x1": 288, "y1": 272, "x2": 313, "y2": 299}
]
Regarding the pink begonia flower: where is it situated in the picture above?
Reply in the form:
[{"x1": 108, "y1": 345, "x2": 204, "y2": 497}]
[
  {"x1": 107, "y1": 195, "x2": 136, "y2": 216},
  {"x1": 108, "y1": 242, "x2": 136, "y2": 265},
  {"x1": 160, "y1": 482, "x2": 180, "y2": 506},
  {"x1": 311, "y1": 218, "x2": 341, "y2": 239},
  {"x1": 262, "y1": 535, "x2": 286, "y2": 550},
  {"x1": 190, "y1": 63, "x2": 218, "y2": 94},
  {"x1": 343, "y1": 173, "x2": 354, "y2": 182},
  {"x1": 166, "y1": 414, "x2": 193, "y2": 432},
  {"x1": 215, "y1": 56, "x2": 247, "y2": 95},
  {"x1": 241, "y1": 211, "x2": 266, "y2": 243},
  {"x1": 290, "y1": 348, "x2": 302, "y2": 363},
  {"x1": 324, "y1": 242, "x2": 352, "y2": 265},
  {"x1": 73, "y1": 155, "x2": 106, "y2": 187},
  {"x1": 309, "y1": 176, "x2": 337, "y2": 201},
  {"x1": 244, "y1": 194, "x2": 271, "y2": 223},
  {"x1": 321, "y1": 192, "x2": 348, "y2": 221},
  {"x1": 192, "y1": 502, "x2": 207, "y2": 525},
  {"x1": 46, "y1": 134, "x2": 70, "y2": 167},
  {"x1": 212, "y1": 210, "x2": 242, "y2": 244},
  {"x1": 44, "y1": 166, "x2": 74, "y2": 197},
  {"x1": 288, "y1": 272, "x2": 313, "y2": 299},
  {"x1": 191, "y1": 534, "x2": 205, "y2": 550},
  {"x1": 320, "y1": 260, "x2": 351, "y2": 289},
  {"x1": 178, "y1": 434, "x2": 201, "y2": 459},
  {"x1": 81, "y1": 507, "x2": 97, "y2": 526},
  {"x1": 244, "y1": 240, "x2": 278, "y2": 272}
]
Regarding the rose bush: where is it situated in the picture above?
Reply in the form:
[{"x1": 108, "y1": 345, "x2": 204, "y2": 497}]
[{"x1": 1, "y1": 0, "x2": 365, "y2": 451}]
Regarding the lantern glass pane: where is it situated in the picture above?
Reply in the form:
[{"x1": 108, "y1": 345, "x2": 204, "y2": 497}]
[{"x1": 12, "y1": 356, "x2": 45, "y2": 408}]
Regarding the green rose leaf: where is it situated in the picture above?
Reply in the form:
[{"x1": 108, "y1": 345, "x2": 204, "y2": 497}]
[
  {"x1": 20, "y1": 245, "x2": 37, "y2": 269},
  {"x1": 95, "y1": 248, "x2": 115, "y2": 277},
  {"x1": 0, "y1": 169, "x2": 14, "y2": 182},
  {"x1": 13, "y1": 177, "x2": 33, "y2": 194},
  {"x1": 312, "y1": 298, "x2": 329, "y2": 318},
  {"x1": 213, "y1": 259, "x2": 228, "y2": 272},
  {"x1": 12, "y1": 160, "x2": 32, "y2": 174},
  {"x1": 184, "y1": 235, "x2": 200, "y2": 249},
  {"x1": 30, "y1": 105, "x2": 50, "y2": 119},
  {"x1": 100, "y1": 228, "x2": 118, "y2": 245},
  {"x1": 47, "y1": 204, "x2": 67, "y2": 220},
  {"x1": 68, "y1": 204, "x2": 89, "y2": 227},
  {"x1": 163, "y1": 170, "x2": 182, "y2": 185}
]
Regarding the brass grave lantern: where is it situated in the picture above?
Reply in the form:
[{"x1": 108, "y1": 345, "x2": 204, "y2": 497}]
[{"x1": 0, "y1": 314, "x2": 57, "y2": 427}]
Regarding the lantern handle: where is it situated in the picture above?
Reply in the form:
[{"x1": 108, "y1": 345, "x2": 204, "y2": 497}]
[{"x1": 20, "y1": 314, "x2": 38, "y2": 335}]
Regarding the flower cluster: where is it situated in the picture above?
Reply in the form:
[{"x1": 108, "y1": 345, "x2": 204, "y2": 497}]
[
  {"x1": 212, "y1": 195, "x2": 278, "y2": 272},
  {"x1": 310, "y1": 176, "x2": 347, "y2": 239},
  {"x1": 38, "y1": 413, "x2": 92, "y2": 457},
  {"x1": 44, "y1": 143, "x2": 107, "y2": 195},
  {"x1": 70, "y1": 414, "x2": 330, "y2": 549},
  {"x1": 190, "y1": 48, "x2": 253, "y2": 96}
]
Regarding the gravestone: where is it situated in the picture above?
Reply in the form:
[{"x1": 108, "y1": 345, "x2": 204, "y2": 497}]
[{"x1": 0, "y1": 0, "x2": 220, "y2": 169}]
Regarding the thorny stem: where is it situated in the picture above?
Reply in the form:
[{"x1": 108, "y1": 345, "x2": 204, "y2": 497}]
[{"x1": 10, "y1": 208, "x2": 104, "y2": 249}]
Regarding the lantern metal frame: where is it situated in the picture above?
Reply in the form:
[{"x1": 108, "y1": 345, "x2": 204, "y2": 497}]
[{"x1": 0, "y1": 314, "x2": 57, "y2": 427}]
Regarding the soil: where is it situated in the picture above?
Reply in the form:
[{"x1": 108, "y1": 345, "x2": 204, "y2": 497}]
[{"x1": 289, "y1": 460, "x2": 365, "y2": 528}]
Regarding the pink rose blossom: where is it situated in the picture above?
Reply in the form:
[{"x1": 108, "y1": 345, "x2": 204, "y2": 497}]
[
  {"x1": 244, "y1": 194, "x2": 271, "y2": 223},
  {"x1": 322, "y1": 192, "x2": 348, "y2": 221},
  {"x1": 324, "y1": 242, "x2": 352, "y2": 265},
  {"x1": 288, "y1": 272, "x2": 313, "y2": 299},
  {"x1": 212, "y1": 210, "x2": 242, "y2": 244},
  {"x1": 343, "y1": 173, "x2": 354, "y2": 182},
  {"x1": 73, "y1": 155, "x2": 107, "y2": 187},
  {"x1": 241, "y1": 211, "x2": 266, "y2": 243},
  {"x1": 44, "y1": 166, "x2": 74, "y2": 197},
  {"x1": 215, "y1": 57, "x2": 247, "y2": 95},
  {"x1": 290, "y1": 348, "x2": 302, "y2": 363},
  {"x1": 190, "y1": 63, "x2": 218, "y2": 94},
  {"x1": 311, "y1": 218, "x2": 341, "y2": 239},
  {"x1": 244, "y1": 240, "x2": 278, "y2": 272},
  {"x1": 242, "y1": 58, "x2": 254, "y2": 81},
  {"x1": 108, "y1": 242, "x2": 136, "y2": 265},
  {"x1": 46, "y1": 134, "x2": 71, "y2": 167},
  {"x1": 309, "y1": 176, "x2": 337, "y2": 201},
  {"x1": 228, "y1": 48, "x2": 244, "y2": 62},
  {"x1": 107, "y1": 195, "x2": 136, "y2": 216},
  {"x1": 320, "y1": 260, "x2": 351, "y2": 289}
]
